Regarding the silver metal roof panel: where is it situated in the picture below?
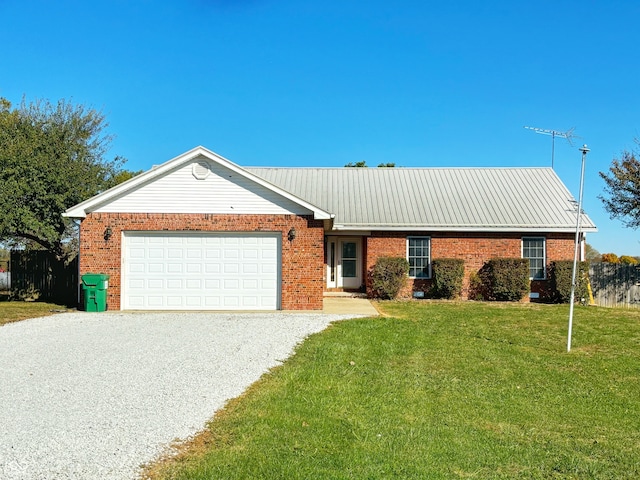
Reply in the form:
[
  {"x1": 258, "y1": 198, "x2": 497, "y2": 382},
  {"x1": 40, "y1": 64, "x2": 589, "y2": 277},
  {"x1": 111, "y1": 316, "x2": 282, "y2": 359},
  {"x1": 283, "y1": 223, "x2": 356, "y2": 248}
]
[{"x1": 247, "y1": 167, "x2": 597, "y2": 233}]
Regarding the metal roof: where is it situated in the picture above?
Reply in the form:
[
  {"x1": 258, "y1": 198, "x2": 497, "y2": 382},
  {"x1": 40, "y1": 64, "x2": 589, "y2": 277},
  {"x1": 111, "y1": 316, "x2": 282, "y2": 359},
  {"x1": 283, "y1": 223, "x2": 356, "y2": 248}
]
[{"x1": 246, "y1": 167, "x2": 597, "y2": 233}]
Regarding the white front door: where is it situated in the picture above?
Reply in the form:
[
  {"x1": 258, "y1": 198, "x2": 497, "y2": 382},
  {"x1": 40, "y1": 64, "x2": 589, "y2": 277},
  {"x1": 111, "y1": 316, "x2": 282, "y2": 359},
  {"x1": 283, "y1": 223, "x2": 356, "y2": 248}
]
[{"x1": 326, "y1": 237, "x2": 362, "y2": 289}]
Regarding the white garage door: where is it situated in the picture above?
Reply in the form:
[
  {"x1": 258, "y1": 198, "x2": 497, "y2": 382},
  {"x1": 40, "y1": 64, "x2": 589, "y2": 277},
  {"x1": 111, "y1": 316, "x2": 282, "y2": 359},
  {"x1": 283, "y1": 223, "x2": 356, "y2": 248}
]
[{"x1": 122, "y1": 232, "x2": 280, "y2": 310}]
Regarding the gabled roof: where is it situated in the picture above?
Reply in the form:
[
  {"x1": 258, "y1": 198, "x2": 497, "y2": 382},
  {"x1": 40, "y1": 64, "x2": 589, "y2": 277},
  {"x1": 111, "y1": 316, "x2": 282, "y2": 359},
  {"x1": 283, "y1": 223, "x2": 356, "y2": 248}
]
[
  {"x1": 247, "y1": 167, "x2": 597, "y2": 233},
  {"x1": 63, "y1": 146, "x2": 333, "y2": 220},
  {"x1": 64, "y1": 146, "x2": 596, "y2": 233}
]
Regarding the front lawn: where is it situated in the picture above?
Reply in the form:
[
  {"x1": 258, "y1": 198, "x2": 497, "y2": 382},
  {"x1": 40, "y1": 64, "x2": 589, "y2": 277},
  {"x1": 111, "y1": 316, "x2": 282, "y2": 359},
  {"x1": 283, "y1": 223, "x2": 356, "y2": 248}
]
[
  {"x1": 0, "y1": 301, "x2": 69, "y2": 326},
  {"x1": 145, "y1": 302, "x2": 640, "y2": 479}
]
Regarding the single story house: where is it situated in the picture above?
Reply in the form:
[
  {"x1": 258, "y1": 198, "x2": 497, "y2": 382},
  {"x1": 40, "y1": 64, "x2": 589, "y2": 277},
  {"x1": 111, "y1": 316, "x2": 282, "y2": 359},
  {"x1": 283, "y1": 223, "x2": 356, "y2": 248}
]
[{"x1": 64, "y1": 146, "x2": 597, "y2": 311}]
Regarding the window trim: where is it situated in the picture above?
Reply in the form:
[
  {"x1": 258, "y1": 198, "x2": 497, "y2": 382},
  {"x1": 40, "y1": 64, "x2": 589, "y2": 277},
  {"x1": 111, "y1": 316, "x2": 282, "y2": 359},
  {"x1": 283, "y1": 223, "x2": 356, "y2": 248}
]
[
  {"x1": 407, "y1": 236, "x2": 431, "y2": 279},
  {"x1": 522, "y1": 236, "x2": 546, "y2": 280}
]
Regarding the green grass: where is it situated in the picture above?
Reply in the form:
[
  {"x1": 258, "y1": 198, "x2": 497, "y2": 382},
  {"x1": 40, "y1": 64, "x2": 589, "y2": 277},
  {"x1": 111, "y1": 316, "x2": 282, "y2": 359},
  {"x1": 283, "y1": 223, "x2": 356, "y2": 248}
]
[
  {"x1": 146, "y1": 302, "x2": 640, "y2": 479},
  {"x1": 0, "y1": 300, "x2": 69, "y2": 326}
]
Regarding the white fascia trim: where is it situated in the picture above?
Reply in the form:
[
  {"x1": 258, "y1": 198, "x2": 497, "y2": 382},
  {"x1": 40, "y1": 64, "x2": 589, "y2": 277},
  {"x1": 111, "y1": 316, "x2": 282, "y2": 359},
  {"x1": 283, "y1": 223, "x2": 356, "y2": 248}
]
[
  {"x1": 332, "y1": 224, "x2": 598, "y2": 233},
  {"x1": 63, "y1": 146, "x2": 334, "y2": 220}
]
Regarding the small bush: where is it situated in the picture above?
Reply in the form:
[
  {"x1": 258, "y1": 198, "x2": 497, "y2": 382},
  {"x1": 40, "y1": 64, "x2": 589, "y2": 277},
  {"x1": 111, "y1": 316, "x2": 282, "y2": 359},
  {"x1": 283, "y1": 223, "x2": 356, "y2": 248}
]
[
  {"x1": 468, "y1": 272, "x2": 486, "y2": 300},
  {"x1": 550, "y1": 260, "x2": 590, "y2": 303},
  {"x1": 478, "y1": 258, "x2": 530, "y2": 301},
  {"x1": 601, "y1": 253, "x2": 619, "y2": 263},
  {"x1": 370, "y1": 257, "x2": 409, "y2": 300},
  {"x1": 432, "y1": 258, "x2": 465, "y2": 299}
]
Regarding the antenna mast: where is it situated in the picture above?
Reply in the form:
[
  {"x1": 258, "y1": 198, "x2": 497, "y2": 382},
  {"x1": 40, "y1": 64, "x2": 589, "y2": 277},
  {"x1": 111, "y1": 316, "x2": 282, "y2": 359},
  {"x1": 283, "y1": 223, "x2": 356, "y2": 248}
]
[{"x1": 524, "y1": 126, "x2": 579, "y2": 169}]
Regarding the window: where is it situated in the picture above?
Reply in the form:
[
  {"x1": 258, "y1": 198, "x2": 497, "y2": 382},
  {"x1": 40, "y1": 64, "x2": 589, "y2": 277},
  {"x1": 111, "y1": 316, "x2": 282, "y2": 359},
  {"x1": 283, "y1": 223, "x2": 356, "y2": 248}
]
[
  {"x1": 407, "y1": 237, "x2": 431, "y2": 278},
  {"x1": 522, "y1": 237, "x2": 546, "y2": 280},
  {"x1": 342, "y1": 241, "x2": 357, "y2": 277}
]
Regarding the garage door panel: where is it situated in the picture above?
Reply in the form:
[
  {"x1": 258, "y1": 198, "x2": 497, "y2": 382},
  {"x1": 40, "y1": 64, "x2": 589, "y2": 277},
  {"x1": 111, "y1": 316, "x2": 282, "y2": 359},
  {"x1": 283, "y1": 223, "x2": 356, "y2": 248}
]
[
  {"x1": 186, "y1": 297, "x2": 203, "y2": 307},
  {"x1": 147, "y1": 296, "x2": 164, "y2": 307},
  {"x1": 224, "y1": 263, "x2": 240, "y2": 274},
  {"x1": 123, "y1": 232, "x2": 279, "y2": 310},
  {"x1": 204, "y1": 264, "x2": 221, "y2": 274},
  {"x1": 186, "y1": 263, "x2": 202, "y2": 274},
  {"x1": 167, "y1": 263, "x2": 183, "y2": 274},
  {"x1": 242, "y1": 279, "x2": 258, "y2": 289},
  {"x1": 242, "y1": 264, "x2": 258, "y2": 274},
  {"x1": 148, "y1": 263, "x2": 164, "y2": 274}
]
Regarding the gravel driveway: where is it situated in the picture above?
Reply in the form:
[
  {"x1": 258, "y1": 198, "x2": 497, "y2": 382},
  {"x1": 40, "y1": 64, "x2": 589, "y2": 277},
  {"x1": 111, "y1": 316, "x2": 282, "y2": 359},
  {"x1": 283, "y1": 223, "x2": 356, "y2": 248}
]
[{"x1": 0, "y1": 311, "x2": 359, "y2": 479}]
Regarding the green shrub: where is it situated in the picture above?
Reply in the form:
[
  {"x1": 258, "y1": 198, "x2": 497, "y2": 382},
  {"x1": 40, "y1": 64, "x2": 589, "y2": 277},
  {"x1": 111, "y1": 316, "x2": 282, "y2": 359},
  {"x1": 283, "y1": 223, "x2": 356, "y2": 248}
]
[
  {"x1": 432, "y1": 258, "x2": 465, "y2": 299},
  {"x1": 550, "y1": 260, "x2": 590, "y2": 303},
  {"x1": 468, "y1": 272, "x2": 486, "y2": 300},
  {"x1": 370, "y1": 257, "x2": 409, "y2": 300},
  {"x1": 478, "y1": 258, "x2": 530, "y2": 301}
]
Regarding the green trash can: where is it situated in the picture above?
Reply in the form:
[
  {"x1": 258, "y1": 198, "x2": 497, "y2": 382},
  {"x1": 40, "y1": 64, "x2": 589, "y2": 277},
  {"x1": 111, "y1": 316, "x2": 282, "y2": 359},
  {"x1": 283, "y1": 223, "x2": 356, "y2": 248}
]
[{"x1": 82, "y1": 273, "x2": 110, "y2": 312}]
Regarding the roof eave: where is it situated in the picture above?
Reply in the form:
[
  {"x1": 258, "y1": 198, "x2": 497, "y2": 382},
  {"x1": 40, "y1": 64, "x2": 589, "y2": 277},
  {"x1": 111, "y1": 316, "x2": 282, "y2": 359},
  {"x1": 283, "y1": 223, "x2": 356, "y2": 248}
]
[{"x1": 332, "y1": 224, "x2": 598, "y2": 233}]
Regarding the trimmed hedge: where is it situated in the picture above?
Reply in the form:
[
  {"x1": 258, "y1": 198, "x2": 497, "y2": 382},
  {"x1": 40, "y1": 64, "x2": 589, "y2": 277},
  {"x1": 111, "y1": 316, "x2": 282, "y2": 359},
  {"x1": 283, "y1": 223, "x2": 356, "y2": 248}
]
[
  {"x1": 478, "y1": 258, "x2": 530, "y2": 301},
  {"x1": 550, "y1": 260, "x2": 590, "y2": 303},
  {"x1": 370, "y1": 257, "x2": 409, "y2": 300},
  {"x1": 432, "y1": 258, "x2": 465, "y2": 299}
]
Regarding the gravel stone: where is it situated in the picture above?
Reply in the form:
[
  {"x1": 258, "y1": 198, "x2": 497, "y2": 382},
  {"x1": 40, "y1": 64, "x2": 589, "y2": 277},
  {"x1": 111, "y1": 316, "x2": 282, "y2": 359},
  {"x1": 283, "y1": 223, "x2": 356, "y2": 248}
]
[{"x1": 0, "y1": 311, "x2": 360, "y2": 479}]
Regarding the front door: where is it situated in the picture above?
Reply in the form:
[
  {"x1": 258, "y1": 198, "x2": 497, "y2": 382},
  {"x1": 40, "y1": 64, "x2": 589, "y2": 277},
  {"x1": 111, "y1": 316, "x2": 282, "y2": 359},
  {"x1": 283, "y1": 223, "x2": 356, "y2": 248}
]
[{"x1": 326, "y1": 237, "x2": 362, "y2": 289}]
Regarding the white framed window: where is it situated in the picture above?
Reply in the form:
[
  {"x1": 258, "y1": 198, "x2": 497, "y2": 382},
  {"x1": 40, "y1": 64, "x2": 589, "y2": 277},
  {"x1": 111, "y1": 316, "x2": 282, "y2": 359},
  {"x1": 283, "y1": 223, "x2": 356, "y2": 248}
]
[
  {"x1": 522, "y1": 237, "x2": 546, "y2": 280},
  {"x1": 407, "y1": 236, "x2": 431, "y2": 278}
]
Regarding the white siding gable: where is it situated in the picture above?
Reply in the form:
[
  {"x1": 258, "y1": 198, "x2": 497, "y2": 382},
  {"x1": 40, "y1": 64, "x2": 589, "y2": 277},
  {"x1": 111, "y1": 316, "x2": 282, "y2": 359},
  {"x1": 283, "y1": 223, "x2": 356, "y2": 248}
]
[{"x1": 93, "y1": 157, "x2": 313, "y2": 215}]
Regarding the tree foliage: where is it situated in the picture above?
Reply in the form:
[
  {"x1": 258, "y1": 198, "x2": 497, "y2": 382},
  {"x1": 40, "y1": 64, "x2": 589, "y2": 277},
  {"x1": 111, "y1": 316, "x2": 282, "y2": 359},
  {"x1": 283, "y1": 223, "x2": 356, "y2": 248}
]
[
  {"x1": 0, "y1": 97, "x2": 136, "y2": 260},
  {"x1": 599, "y1": 141, "x2": 640, "y2": 229},
  {"x1": 619, "y1": 255, "x2": 638, "y2": 265},
  {"x1": 601, "y1": 253, "x2": 619, "y2": 263},
  {"x1": 344, "y1": 161, "x2": 397, "y2": 168},
  {"x1": 345, "y1": 161, "x2": 367, "y2": 167},
  {"x1": 585, "y1": 243, "x2": 601, "y2": 262}
]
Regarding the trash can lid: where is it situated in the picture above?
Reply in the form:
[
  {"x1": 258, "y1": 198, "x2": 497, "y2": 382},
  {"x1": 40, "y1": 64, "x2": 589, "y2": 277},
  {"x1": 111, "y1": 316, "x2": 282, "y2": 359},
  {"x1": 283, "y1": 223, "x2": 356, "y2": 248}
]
[{"x1": 82, "y1": 273, "x2": 110, "y2": 286}]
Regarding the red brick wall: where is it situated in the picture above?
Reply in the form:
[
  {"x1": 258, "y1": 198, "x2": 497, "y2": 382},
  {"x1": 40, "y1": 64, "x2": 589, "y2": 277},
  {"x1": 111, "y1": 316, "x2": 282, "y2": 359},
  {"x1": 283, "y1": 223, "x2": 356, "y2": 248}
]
[
  {"x1": 79, "y1": 213, "x2": 324, "y2": 310},
  {"x1": 365, "y1": 232, "x2": 576, "y2": 299}
]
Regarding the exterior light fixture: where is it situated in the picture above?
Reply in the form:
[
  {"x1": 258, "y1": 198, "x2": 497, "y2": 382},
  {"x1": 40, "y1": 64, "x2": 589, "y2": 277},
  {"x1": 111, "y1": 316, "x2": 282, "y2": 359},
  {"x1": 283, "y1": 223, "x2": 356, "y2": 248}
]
[
  {"x1": 104, "y1": 227, "x2": 113, "y2": 241},
  {"x1": 288, "y1": 227, "x2": 297, "y2": 242}
]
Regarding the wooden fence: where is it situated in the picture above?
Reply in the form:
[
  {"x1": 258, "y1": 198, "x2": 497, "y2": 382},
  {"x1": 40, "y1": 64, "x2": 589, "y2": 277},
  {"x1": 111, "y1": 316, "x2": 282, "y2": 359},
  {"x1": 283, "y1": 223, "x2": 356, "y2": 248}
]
[
  {"x1": 10, "y1": 250, "x2": 78, "y2": 306},
  {"x1": 589, "y1": 262, "x2": 640, "y2": 309}
]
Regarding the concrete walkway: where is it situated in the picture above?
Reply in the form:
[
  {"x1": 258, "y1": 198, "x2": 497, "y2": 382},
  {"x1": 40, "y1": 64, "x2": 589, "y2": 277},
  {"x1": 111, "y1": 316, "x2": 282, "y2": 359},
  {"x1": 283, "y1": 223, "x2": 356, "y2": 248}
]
[{"x1": 322, "y1": 296, "x2": 379, "y2": 316}]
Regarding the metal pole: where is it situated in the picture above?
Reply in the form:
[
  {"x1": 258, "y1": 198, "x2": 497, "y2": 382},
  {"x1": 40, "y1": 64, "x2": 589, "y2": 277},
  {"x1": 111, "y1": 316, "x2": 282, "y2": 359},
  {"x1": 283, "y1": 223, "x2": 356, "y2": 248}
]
[
  {"x1": 568, "y1": 145, "x2": 589, "y2": 352},
  {"x1": 551, "y1": 132, "x2": 555, "y2": 169}
]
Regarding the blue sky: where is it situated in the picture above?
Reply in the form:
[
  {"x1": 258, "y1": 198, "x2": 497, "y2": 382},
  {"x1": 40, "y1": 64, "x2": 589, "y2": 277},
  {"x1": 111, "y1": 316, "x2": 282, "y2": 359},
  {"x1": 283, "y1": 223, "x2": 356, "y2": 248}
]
[{"x1": 2, "y1": 0, "x2": 639, "y2": 255}]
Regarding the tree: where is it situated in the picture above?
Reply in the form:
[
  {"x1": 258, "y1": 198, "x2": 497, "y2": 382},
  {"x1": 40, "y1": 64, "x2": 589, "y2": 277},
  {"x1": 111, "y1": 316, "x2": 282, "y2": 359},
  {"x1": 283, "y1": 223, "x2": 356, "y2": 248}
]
[
  {"x1": 619, "y1": 255, "x2": 638, "y2": 265},
  {"x1": 345, "y1": 161, "x2": 367, "y2": 167},
  {"x1": 585, "y1": 243, "x2": 601, "y2": 262},
  {"x1": 0, "y1": 97, "x2": 137, "y2": 261},
  {"x1": 601, "y1": 253, "x2": 619, "y2": 263},
  {"x1": 599, "y1": 140, "x2": 640, "y2": 229},
  {"x1": 344, "y1": 161, "x2": 397, "y2": 167}
]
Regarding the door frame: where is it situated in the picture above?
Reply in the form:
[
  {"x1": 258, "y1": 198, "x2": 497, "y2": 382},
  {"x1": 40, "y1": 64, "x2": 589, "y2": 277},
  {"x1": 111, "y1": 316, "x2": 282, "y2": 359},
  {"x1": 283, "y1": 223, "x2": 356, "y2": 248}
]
[{"x1": 326, "y1": 236, "x2": 362, "y2": 289}]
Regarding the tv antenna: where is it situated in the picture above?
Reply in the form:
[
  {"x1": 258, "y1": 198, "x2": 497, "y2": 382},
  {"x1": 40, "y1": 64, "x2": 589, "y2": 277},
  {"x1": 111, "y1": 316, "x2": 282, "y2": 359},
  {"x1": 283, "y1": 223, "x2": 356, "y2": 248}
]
[{"x1": 524, "y1": 126, "x2": 579, "y2": 169}]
